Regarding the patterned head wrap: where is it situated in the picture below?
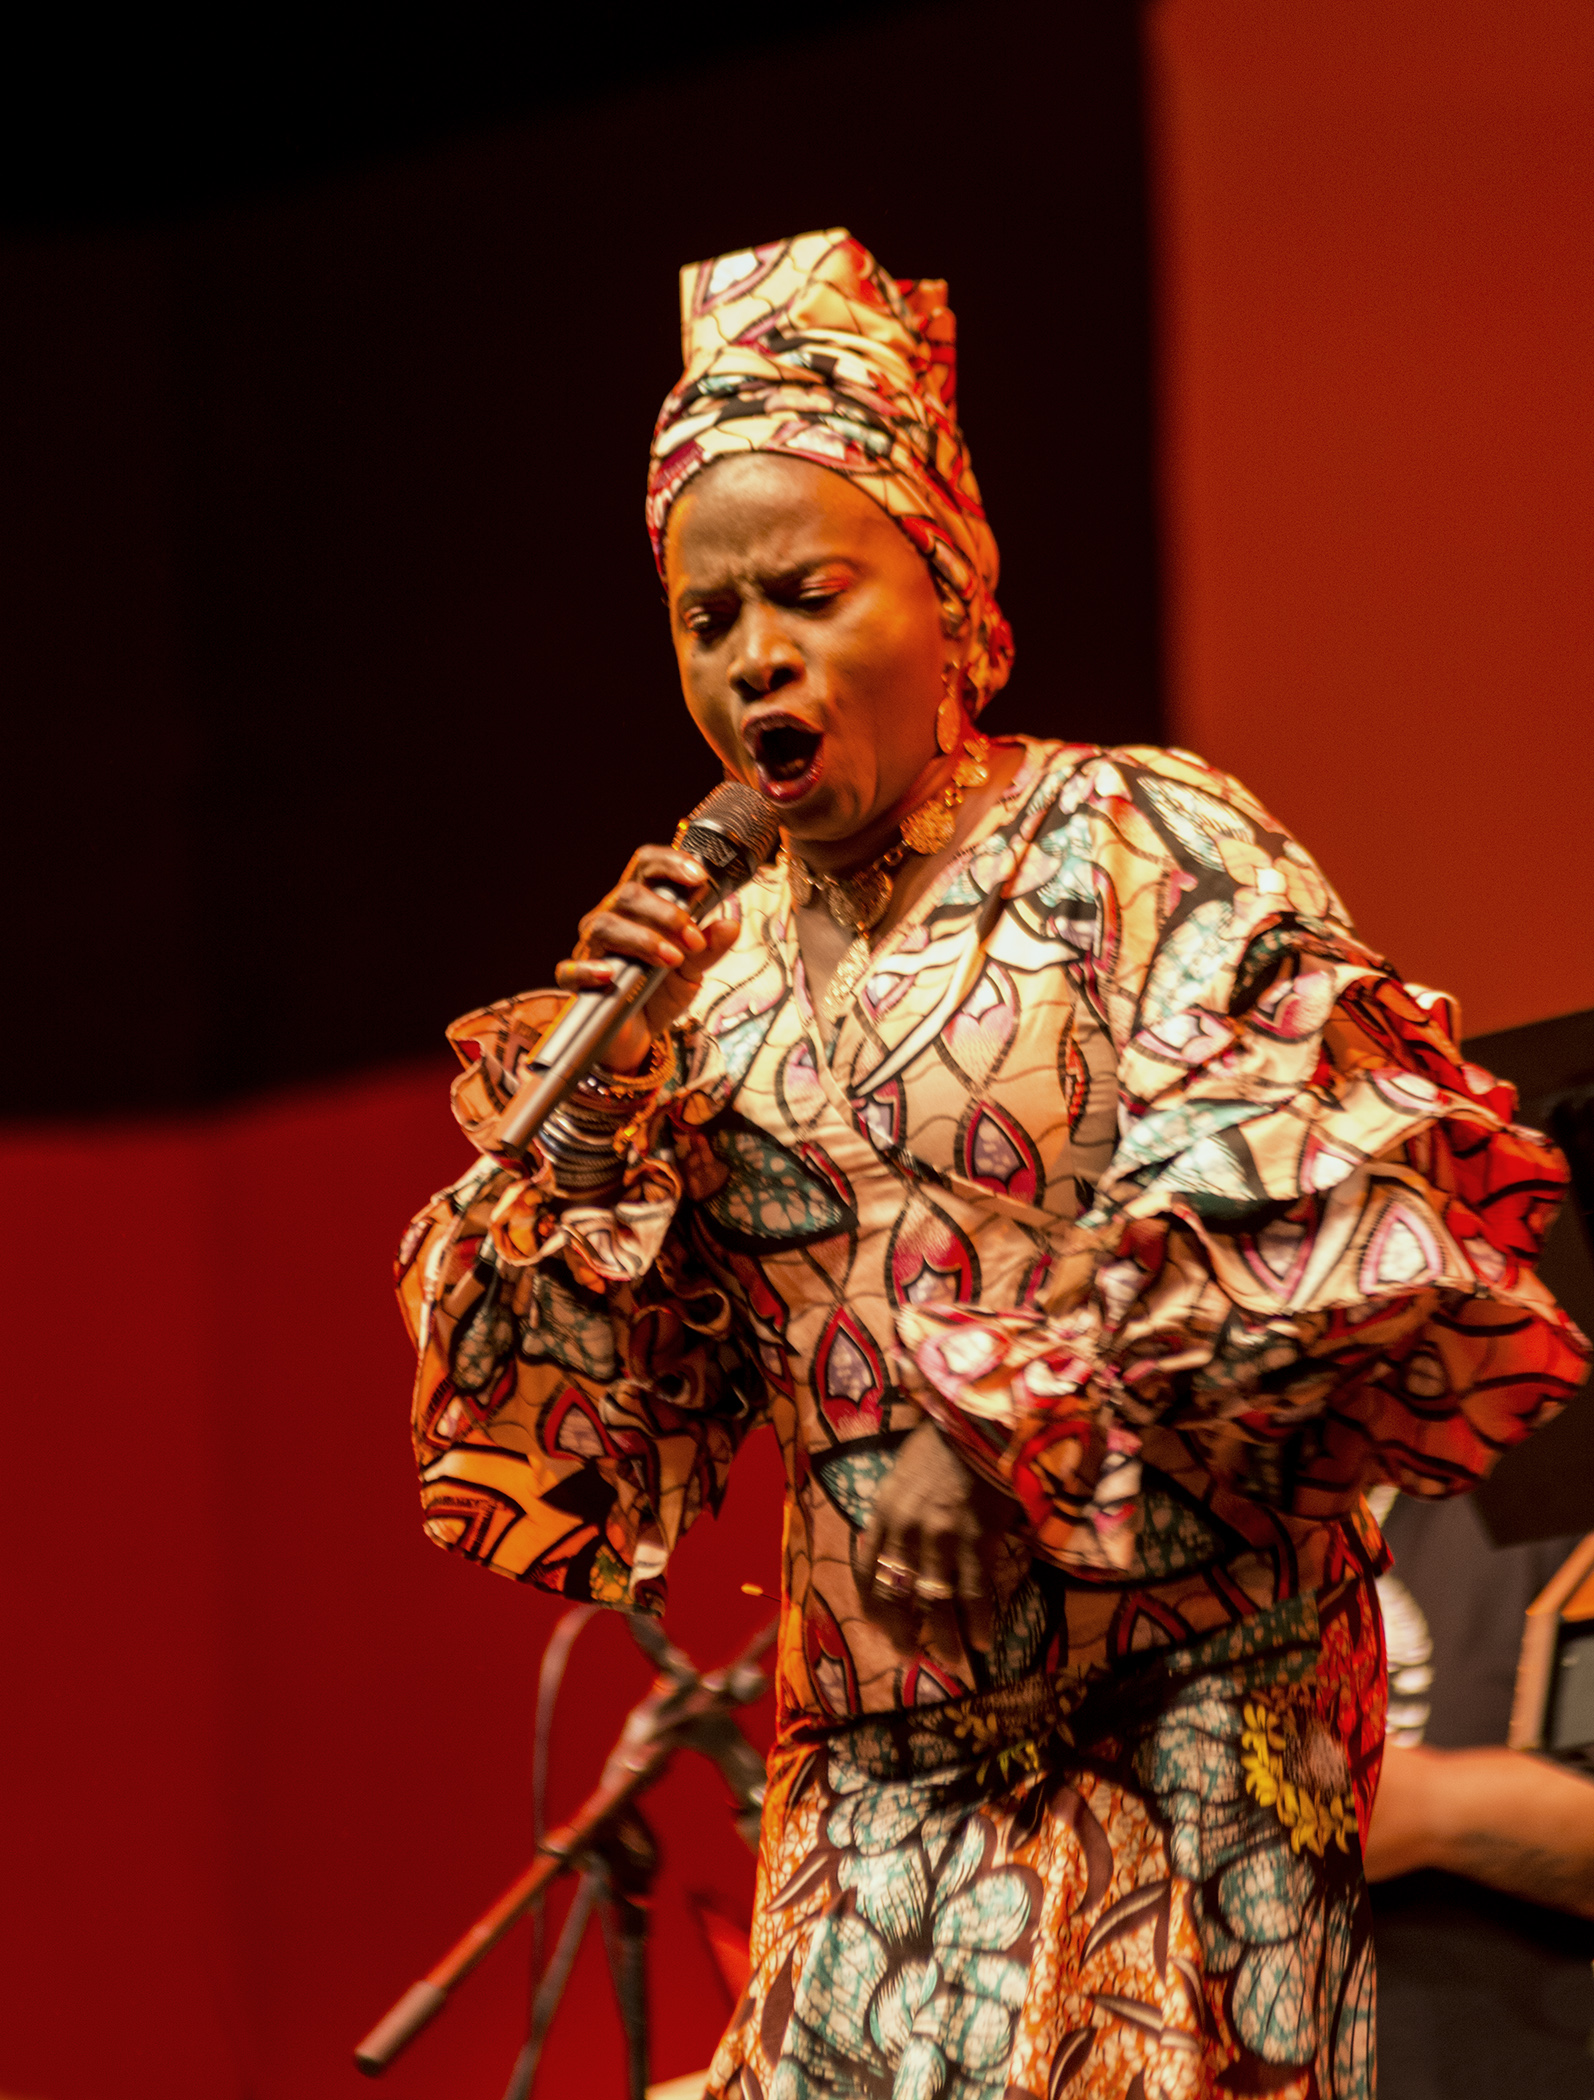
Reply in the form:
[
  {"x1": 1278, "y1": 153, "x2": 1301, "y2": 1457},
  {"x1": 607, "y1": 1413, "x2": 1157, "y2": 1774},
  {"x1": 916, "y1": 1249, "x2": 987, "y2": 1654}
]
[{"x1": 647, "y1": 227, "x2": 1013, "y2": 712}]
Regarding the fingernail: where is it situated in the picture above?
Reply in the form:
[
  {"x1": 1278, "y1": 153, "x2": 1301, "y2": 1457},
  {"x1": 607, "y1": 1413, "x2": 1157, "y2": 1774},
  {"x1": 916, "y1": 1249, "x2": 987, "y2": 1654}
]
[
  {"x1": 681, "y1": 859, "x2": 706, "y2": 884},
  {"x1": 684, "y1": 924, "x2": 706, "y2": 950},
  {"x1": 660, "y1": 943, "x2": 684, "y2": 966}
]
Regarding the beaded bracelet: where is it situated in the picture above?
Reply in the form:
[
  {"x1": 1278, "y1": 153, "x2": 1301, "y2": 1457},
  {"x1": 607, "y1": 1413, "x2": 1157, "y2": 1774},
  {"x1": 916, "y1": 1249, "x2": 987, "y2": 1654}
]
[{"x1": 576, "y1": 1031, "x2": 672, "y2": 1104}]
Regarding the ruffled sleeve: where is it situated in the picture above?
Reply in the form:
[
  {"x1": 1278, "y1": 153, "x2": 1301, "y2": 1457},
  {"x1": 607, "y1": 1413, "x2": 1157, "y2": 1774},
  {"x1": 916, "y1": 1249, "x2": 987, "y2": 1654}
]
[
  {"x1": 396, "y1": 990, "x2": 767, "y2": 1610},
  {"x1": 897, "y1": 748, "x2": 1591, "y2": 1575}
]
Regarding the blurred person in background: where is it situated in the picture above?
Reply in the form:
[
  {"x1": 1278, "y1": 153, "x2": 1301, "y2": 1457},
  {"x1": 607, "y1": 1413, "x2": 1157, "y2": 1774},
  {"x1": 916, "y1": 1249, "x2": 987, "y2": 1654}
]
[
  {"x1": 1363, "y1": 1488, "x2": 1594, "y2": 2094},
  {"x1": 1366, "y1": 1487, "x2": 1594, "y2": 1917}
]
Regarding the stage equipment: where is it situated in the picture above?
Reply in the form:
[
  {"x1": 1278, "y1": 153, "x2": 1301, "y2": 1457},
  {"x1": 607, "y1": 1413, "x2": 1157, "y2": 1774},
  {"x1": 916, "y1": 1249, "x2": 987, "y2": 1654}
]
[
  {"x1": 352, "y1": 1612, "x2": 774, "y2": 2094},
  {"x1": 494, "y1": 781, "x2": 779, "y2": 1160},
  {"x1": 1510, "y1": 1531, "x2": 1594, "y2": 1767}
]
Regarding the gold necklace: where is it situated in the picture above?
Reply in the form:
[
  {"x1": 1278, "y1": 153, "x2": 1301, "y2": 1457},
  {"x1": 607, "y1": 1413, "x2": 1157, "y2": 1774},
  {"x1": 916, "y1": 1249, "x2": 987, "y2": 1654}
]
[{"x1": 787, "y1": 733, "x2": 991, "y2": 1024}]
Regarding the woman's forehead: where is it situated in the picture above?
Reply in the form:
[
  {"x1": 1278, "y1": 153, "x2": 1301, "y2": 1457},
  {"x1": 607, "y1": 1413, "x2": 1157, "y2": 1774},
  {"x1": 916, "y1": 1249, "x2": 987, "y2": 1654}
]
[{"x1": 667, "y1": 454, "x2": 901, "y2": 581}]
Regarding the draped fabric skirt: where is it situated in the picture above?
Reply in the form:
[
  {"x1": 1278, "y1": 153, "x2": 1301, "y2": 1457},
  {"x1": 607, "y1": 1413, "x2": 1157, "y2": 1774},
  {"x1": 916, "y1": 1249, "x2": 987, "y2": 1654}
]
[{"x1": 707, "y1": 1582, "x2": 1386, "y2": 2100}]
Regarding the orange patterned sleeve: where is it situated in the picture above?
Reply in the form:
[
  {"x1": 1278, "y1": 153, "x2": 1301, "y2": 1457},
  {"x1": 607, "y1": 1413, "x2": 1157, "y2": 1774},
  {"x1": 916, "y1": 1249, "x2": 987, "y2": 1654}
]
[{"x1": 396, "y1": 991, "x2": 767, "y2": 1611}]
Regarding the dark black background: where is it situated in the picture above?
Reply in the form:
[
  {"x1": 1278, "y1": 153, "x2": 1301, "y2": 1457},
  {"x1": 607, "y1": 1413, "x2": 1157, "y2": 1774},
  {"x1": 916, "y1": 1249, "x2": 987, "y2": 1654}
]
[{"x1": 1, "y1": 1, "x2": 1163, "y2": 1116}]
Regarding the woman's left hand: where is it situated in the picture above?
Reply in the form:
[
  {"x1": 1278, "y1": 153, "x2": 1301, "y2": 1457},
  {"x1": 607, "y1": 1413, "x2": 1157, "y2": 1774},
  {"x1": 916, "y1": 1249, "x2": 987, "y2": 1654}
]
[{"x1": 856, "y1": 1419, "x2": 1020, "y2": 1644}]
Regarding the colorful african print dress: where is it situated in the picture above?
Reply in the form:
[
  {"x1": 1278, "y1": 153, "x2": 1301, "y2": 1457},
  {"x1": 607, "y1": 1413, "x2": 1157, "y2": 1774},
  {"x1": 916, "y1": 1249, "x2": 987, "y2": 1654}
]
[{"x1": 398, "y1": 740, "x2": 1588, "y2": 2100}]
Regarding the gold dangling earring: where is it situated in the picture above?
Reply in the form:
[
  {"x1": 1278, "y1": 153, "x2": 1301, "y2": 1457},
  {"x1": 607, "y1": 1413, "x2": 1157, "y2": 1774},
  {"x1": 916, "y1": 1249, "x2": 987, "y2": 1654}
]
[{"x1": 936, "y1": 660, "x2": 963, "y2": 755}]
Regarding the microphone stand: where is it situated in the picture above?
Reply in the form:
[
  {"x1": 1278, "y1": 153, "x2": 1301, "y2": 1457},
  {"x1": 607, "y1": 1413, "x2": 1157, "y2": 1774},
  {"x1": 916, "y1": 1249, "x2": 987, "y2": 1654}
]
[
  {"x1": 353, "y1": 1614, "x2": 776, "y2": 2086},
  {"x1": 501, "y1": 1803, "x2": 656, "y2": 2100}
]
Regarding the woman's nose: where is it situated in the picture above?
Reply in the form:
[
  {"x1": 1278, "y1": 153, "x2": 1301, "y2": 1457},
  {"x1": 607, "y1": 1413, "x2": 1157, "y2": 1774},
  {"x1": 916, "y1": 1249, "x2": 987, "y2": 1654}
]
[{"x1": 728, "y1": 608, "x2": 803, "y2": 701}]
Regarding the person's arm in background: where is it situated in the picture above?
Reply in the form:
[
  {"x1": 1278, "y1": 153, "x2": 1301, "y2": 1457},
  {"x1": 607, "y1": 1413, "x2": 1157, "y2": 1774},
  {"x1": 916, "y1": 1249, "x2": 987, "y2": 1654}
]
[{"x1": 1366, "y1": 1742, "x2": 1594, "y2": 1917}]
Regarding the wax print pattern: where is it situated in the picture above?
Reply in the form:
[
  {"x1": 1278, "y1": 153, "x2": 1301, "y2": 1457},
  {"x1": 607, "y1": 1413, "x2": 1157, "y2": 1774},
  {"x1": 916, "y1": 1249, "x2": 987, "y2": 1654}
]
[
  {"x1": 647, "y1": 229, "x2": 1013, "y2": 714},
  {"x1": 398, "y1": 740, "x2": 1588, "y2": 2097},
  {"x1": 718, "y1": 1577, "x2": 1384, "y2": 2100}
]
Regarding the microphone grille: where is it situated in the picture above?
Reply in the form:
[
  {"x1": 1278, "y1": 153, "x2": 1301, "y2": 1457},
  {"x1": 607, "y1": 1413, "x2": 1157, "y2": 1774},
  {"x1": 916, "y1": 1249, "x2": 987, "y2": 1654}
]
[{"x1": 677, "y1": 780, "x2": 781, "y2": 883}]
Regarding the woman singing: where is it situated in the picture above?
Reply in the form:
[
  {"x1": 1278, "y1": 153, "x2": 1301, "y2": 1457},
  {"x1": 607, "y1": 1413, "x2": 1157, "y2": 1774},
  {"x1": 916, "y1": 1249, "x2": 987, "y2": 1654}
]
[{"x1": 398, "y1": 230, "x2": 1588, "y2": 2099}]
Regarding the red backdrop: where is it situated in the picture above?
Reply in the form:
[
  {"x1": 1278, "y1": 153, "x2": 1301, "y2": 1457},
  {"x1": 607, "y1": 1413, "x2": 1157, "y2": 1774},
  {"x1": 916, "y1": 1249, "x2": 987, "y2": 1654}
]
[
  {"x1": 1150, "y1": 0, "x2": 1594, "y2": 1035},
  {"x1": 0, "y1": 1063, "x2": 786, "y2": 2096}
]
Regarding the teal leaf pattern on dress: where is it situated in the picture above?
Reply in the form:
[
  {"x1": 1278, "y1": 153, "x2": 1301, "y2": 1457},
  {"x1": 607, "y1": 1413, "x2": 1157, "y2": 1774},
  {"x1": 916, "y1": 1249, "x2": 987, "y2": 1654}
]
[
  {"x1": 706, "y1": 1122, "x2": 854, "y2": 1245},
  {"x1": 812, "y1": 1445, "x2": 898, "y2": 1531},
  {"x1": 1033, "y1": 811, "x2": 1097, "y2": 904},
  {"x1": 1133, "y1": 1488, "x2": 1226, "y2": 1579},
  {"x1": 1140, "y1": 776, "x2": 1255, "y2": 871},
  {"x1": 933, "y1": 1818, "x2": 986, "y2": 1908},
  {"x1": 711, "y1": 1000, "x2": 786, "y2": 1090},
  {"x1": 1199, "y1": 1904, "x2": 1247, "y2": 1976},
  {"x1": 1135, "y1": 1690, "x2": 1243, "y2": 1804},
  {"x1": 936, "y1": 1983, "x2": 1016, "y2": 2074},
  {"x1": 775, "y1": 1758, "x2": 1031, "y2": 2099},
  {"x1": 1331, "y1": 1935, "x2": 1376, "y2": 2099},
  {"x1": 920, "y1": 1801, "x2": 967, "y2": 1878},
  {"x1": 1160, "y1": 1793, "x2": 1204, "y2": 1885},
  {"x1": 768, "y1": 2059, "x2": 822, "y2": 2100},
  {"x1": 871, "y1": 1960, "x2": 939, "y2": 2057},
  {"x1": 937, "y1": 1946, "x2": 1029, "y2": 2011},
  {"x1": 988, "y1": 1576, "x2": 1048, "y2": 1680},
  {"x1": 938, "y1": 866, "x2": 984, "y2": 908},
  {"x1": 893, "y1": 2036, "x2": 949, "y2": 2100},
  {"x1": 828, "y1": 1780, "x2": 925, "y2": 1855},
  {"x1": 1219, "y1": 1845, "x2": 1315, "y2": 1945},
  {"x1": 1105, "y1": 1094, "x2": 1271, "y2": 1185},
  {"x1": 934, "y1": 1875, "x2": 1031, "y2": 1950},
  {"x1": 790, "y1": 1915, "x2": 889, "y2": 2063},
  {"x1": 1150, "y1": 1131, "x2": 1262, "y2": 1211},
  {"x1": 1121, "y1": 1636, "x2": 1374, "y2": 2088},
  {"x1": 1195, "y1": 1793, "x2": 1261, "y2": 1885},
  {"x1": 1137, "y1": 899, "x2": 1245, "y2": 1034},
  {"x1": 1231, "y1": 1896, "x2": 1324, "y2": 2062},
  {"x1": 840, "y1": 1846, "x2": 931, "y2": 1943},
  {"x1": 747, "y1": 1597, "x2": 1378, "y2": 2100},
  {"x1": 518, "y1": 1265, "x2": 617, "y2": 1382}
]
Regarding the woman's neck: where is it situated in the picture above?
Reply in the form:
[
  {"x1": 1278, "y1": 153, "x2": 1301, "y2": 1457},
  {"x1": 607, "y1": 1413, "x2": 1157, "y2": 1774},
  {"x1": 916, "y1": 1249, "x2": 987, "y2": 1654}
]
[
  {"x1": 788, "y1": 746, "x2": 962, "y2": 877},
  {"x1": 785, "y1": 735, "x2": 1026, "y2": 1016}
]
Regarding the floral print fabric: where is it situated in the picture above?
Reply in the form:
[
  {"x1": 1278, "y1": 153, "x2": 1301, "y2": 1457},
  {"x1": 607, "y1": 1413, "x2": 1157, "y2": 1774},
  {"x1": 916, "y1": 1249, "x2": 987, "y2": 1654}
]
[
  {"x1": 717, "y1": 1573, "x2": 1384, "y2": 2099},
  {"x1": 397, "y1": 739, "x2": 1588, "y2": 2096},
  {"x1": 647, "y1": 229, "x2": 1013, "y2": 713}
]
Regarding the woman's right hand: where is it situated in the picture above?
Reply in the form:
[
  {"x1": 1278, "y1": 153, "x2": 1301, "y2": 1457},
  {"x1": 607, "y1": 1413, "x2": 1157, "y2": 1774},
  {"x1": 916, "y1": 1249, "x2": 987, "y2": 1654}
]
[{"x1": 554, "y1": 844, "x2": 741, "y2": 1073}]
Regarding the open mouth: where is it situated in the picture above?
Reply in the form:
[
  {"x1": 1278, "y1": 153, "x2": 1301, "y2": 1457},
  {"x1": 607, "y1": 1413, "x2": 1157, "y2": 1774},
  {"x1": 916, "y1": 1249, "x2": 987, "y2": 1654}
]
[{"x1": 746, "y1": 716, "x2": 824, "y2": 804}]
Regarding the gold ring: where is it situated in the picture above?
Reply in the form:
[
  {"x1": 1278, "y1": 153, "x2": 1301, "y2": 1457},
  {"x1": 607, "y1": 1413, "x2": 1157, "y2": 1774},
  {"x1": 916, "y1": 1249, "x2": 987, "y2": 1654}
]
[
  {"x1": 874, "y1": 1558, "x2": 917, "y2": 1599},
  {"x1": 915, "y1": 1575, "x2": 955, "y2": 1604}
]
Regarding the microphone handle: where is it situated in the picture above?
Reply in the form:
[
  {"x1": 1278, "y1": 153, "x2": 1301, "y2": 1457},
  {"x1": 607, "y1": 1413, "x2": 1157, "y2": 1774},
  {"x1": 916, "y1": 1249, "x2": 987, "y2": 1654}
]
[{"x1": 494, "y1": 875, "x2": 711, "y2": 1159}]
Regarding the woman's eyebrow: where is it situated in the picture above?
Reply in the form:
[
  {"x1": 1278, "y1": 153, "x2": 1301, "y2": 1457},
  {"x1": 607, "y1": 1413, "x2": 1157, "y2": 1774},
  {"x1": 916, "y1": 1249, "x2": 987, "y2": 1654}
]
[
  {"x1": 767, "y1": 556, "x2": 855, "y2": 589},
  {"x1": 675, "y1": 552, "x2": 855, "y2": 612},
  {"x1": 674, "y1": 577, "x2": 740, "y2": 611}
]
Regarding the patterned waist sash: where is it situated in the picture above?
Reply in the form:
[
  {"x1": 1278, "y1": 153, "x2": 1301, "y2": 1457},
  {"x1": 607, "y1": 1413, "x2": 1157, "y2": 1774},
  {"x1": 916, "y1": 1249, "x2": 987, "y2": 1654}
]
[{"x1": 779, "y1": 1591, "x2": 1325, "y2": 1788}]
